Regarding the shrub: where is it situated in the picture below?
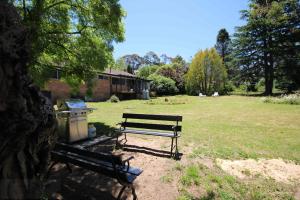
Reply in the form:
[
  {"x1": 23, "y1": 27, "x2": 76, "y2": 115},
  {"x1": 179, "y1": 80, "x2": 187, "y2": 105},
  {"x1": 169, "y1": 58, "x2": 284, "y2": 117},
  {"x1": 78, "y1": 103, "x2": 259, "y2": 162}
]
[
  {"x1": 262, "y1": 94, "x2": 300, "y2": 105},
  {"x1": 137, "y1": 65, "x2": 160, "y2": 79},
  {"x1": 255, "y1": 78, "x2": 265, "y2": 92},
  {"x1": 221, "y1": 81, "x2": 236, "y2": 94},
  {"x1": 108, "y1": 95, "x2": 120, "y2": 103},
  {"x1": 185, "y1": 48, "x2": 227, "y2": 95},
  {"x1": 145, "y1": 97, "x2": 186, "y2": 105},
  {"x1": 148, "y1": 74, "x2": 179, "y2": 95}
]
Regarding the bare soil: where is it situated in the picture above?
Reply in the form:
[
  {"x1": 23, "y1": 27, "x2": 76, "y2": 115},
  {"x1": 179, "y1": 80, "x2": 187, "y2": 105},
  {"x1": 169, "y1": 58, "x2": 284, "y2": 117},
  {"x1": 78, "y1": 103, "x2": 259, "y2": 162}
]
[
  {"x1": 216, "y1": 158, "x2": 300, "y2": 184},
  {"x1": 45, "y1": 135, "x2": 181, "y2": 200},
  {"x1": 45, "y1": 135, "x2": 300, "y2": 200}
]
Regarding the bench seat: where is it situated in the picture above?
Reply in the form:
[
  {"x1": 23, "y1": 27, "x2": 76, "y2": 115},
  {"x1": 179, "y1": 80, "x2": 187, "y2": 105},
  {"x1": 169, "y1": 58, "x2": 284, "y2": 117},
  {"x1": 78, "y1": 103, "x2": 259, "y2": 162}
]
[
  {"x1": 117, "y1": 113, "x2": 183, "y2": 158},
  {"x1": 120, "y1": 129, "x2": 181, "y2": 138},
  {"x1": 49, "y1": 142, "x2": 142, "y2": 199}
]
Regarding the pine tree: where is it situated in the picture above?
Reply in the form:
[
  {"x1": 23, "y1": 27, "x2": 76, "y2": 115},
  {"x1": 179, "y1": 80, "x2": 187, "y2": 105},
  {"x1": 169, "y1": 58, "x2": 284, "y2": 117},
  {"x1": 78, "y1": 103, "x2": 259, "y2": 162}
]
[{"x1": 233, "y1": 0, "x2": 300, "y2": 95}]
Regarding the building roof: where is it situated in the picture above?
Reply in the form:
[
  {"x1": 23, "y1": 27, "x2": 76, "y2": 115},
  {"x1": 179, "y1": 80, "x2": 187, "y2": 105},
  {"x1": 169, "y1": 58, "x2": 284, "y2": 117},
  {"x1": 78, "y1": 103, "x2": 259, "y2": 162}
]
[
  {"x1": 103, "y1": 69, "x2": 137, "y2": 78},
  {"x1": 100, "y1": 68, "x2": 151, "y2": 81}
]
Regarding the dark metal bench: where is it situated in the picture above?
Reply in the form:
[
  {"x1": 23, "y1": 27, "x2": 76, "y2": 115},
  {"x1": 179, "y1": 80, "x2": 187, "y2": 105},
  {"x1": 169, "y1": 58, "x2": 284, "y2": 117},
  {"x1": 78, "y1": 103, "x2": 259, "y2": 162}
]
[
  {"x1": 48, "y1": 142, "x2": 143, "y2": 200},
  {"x1": 116, "y1": 113, "x2": 183, "y2": 158}
]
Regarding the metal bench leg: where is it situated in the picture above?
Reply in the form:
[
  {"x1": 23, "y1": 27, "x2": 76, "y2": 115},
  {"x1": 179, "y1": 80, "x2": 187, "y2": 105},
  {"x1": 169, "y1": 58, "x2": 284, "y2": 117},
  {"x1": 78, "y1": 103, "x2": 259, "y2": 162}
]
[
  {"x1": 124, "y1": 133, "x2": 128, "y2": 145},
  {"x1": 175, "y1": 137, "x2": 179, "y2": 159},
  {"x1": 115, "y1": 134, "x2": 120, "y2": 148},
  {"x1": 66, "y1": 163, "x2": 72, "y2": 173},
  {"x1": 117, "y1": 185, "x2": 126, "y2": 200},
  {"x1": 170, "y1": 138, "x2": 174, "y2": 157},
  {"x1": 132, "y1": 186, "x2": 137, "y2": 200}
]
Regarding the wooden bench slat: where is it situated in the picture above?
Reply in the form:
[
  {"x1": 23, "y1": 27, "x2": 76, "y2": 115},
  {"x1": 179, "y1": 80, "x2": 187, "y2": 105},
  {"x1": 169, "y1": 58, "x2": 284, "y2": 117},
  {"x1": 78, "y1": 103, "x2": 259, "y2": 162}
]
[
  {"x1": 51, "y1": 151, "x2": 138, "y2": 184},
  {"x1": 121, "y1": 122, "x2": 182, "y2": 132},
  {"x1": 63, "y1": 150, "x2": 143, "y2": 176},
  {"x1": 120, "y1": 129, "x2": 180, "y2": 137},
  {"x1": 123, "y1": 113, "x2": 182, "y2": 121},
  {"x1": 53, "y1": 143, "x2": 143, "y2": 176},
  {"x1": 55, "y1": 143, "x2": 122, "y2": 165}
]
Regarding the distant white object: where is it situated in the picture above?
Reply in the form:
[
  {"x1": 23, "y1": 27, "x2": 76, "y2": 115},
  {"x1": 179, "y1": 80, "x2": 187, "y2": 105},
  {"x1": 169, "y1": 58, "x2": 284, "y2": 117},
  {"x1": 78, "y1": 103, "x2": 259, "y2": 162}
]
[
  {"x1": 212, "y1": 92, "x2": 219, "y2": 97},
  {"x1": 142, "y1": 89, "x2": 150, "y2": 100},
  {"x1": 199, "y1": 93, "x2": 206, "y2": 97},
  {"x1": 88, "y1": 124, "x2": 97, "y2": 138}
]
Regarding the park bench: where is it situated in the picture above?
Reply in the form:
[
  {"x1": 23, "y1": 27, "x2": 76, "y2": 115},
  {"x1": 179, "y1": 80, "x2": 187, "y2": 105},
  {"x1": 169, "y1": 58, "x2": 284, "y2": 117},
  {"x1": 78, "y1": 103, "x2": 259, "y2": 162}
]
[
  {"x1": 48, "y1": 142, "x2": 143, "y2": 200},
  {"x1": 116, "y1": 113, "x2": 182, "y2": 158}
]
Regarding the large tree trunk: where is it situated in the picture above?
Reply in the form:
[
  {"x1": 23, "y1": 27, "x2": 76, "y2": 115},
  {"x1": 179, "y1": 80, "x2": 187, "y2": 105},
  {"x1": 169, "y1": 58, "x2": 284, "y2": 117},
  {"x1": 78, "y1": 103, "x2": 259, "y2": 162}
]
[
  {"x1": 0, "y1": 2, "x2": 57, "y2": 199},
  {"x1": 263, "y1": 38, "x2": 273, "y2": 96}
]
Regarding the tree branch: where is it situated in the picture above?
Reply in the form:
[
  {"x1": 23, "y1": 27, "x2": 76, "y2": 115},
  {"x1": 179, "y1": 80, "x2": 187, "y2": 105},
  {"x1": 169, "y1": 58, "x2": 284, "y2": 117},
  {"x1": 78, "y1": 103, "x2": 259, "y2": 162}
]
[
  {"x1": 22, "y1": 0, "x2": 26, "y2": 19},
  {"x1": 44, "y1": 1, "x2": 66, "y2": 11}
]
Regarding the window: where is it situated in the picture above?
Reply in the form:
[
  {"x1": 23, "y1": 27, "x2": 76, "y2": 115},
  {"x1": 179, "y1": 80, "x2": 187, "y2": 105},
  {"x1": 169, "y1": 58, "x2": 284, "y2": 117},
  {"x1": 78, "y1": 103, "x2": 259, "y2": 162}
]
[
  {"x1": 98, "y1": 75, "x2": 108, "y2": 80},
  {"x1": 112, "y1": 77, "x2": 125, "y2": 85},
  {"x1": 51, "y1": 69, "x2": 61, "y2": 79},
  {"x1": 119, "y1": 78, "x2": 126, "y2": 85}
]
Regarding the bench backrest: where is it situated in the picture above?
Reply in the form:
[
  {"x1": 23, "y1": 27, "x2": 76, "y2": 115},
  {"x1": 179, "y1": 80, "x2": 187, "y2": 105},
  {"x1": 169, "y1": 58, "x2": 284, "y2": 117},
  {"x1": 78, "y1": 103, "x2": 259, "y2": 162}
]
[
  {"x1": 54, "y1": 143, "x2": 123, "y2": 165},
  {"x1": 122, "y1": 113, "x2": 182, "y2": 132}
]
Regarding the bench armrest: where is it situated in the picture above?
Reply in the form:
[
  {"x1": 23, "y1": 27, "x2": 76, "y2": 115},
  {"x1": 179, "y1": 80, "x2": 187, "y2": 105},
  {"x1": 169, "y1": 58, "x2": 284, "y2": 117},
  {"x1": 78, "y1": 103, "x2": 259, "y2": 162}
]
[
  {"x1": 122, "y1": 156, "x2": 134, "y2": 164},
  {"x1": 122, "y1": 156, "x2": 134, "y2": 172}
]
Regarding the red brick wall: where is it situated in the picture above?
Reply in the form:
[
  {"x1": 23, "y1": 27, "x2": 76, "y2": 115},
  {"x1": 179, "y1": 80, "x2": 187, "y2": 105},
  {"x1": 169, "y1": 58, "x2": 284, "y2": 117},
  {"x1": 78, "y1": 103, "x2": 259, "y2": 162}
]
[
  {"x1": 45, "y1": 78, "x2": 112, "y2": 102},
  {"x1": 45, "y1": 79, "x2": 71, "y2": 103},
  {"x1": 92, "y1": 79, "x2": 111, "y2": 101},
  {"x1": 44, "y1": 77, "x2": 146, "y2": 102}
]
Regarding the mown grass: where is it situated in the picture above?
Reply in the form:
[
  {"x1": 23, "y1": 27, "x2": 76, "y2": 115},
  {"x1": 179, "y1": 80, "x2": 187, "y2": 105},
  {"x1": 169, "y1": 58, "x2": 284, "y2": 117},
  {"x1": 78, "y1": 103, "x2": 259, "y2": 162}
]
[
  {"x1": 175, "y1": 162, "x2": 295, "y2": 200},
  {"x1": 87, "y1": 95, "x2": 300, "y2": 199},
  {"x1": 88, "y1": 95, "x2": 300, "y2": 163}
]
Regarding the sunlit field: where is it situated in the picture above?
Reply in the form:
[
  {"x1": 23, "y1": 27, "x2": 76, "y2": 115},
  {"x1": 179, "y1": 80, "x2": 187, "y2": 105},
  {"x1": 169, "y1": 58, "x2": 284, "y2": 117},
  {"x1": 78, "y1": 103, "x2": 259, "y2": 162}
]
[{"x1": 88, "y1": 95, "x2": 300, "y2": 199}]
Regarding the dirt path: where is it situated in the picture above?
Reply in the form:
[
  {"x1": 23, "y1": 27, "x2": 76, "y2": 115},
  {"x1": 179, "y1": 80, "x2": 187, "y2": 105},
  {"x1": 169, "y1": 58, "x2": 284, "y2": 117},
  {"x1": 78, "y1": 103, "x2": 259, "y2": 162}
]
[
  {"x1": 45, "y1": 135, "x2": 181, "y2": 200},
  {"x1": 119, "y1": 135, "x2": 180, "y2": 200},
  {"x1": 45, "y1": 135, "x2": 300, "y2": 200}
]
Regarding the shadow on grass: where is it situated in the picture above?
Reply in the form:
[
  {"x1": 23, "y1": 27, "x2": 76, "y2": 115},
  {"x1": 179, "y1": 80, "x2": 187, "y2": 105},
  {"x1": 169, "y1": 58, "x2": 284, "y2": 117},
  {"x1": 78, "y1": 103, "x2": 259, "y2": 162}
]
[
  {"x1": 121, "y1": 144, "x2": 182, "y2": 160},
  {"x1": 90, "y1": 122, "x2": 119, "y2": 137},
  {"x1": 200, "y1": 191, "x2": 216, "y2": 200},
  {"x1": 45, "y1": 164, "x2": 134, "y2": 200},
  {"x1": 230, "y1": 92, "x2": 284, "y2": 97}
]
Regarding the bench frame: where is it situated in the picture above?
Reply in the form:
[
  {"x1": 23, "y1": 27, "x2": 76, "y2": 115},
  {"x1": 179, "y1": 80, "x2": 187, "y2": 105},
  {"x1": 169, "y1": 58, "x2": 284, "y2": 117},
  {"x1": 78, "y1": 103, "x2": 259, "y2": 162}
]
[
  {"x1": 48, "y1": 142, "x2": 142, "y2": 200},
  {"x1": 116, "y1": 113, "x2": 182, "y2": 158}
]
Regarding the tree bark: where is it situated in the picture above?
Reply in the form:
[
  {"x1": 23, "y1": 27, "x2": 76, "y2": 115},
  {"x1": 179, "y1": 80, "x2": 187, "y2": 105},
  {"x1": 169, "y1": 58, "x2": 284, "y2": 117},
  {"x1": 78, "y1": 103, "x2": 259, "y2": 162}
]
[
  {"x1": 0, "y1": 2, "x2": 57, "y2": 199},
  {"x1": 263, "y1": 38, "x2": 273, "y2": 96}
]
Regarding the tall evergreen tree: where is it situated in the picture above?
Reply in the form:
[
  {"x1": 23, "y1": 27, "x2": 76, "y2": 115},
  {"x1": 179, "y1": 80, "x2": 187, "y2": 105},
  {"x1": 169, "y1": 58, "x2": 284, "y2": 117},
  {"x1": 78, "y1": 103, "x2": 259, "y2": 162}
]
[
  {"x1": 233, "y1": 0, "x2": 300, "y2": 95},
  {"x1": 215, "y1": 28, "x2": 231, "y2": 63}
]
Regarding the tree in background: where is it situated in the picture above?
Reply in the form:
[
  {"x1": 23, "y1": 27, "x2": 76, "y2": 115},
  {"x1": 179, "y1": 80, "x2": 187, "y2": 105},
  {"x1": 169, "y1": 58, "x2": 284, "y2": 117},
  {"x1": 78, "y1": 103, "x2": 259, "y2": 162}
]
[
  {"x1": 12, "y1": 0, "x2": 125, "y2": 87},
  {"x1": 136, "y1": 65, "x2": 161, "y2": 79},
  {"x1": 148, "y1": 74, "x2": 178, "y2": 95},
  {"x1": 233, "y1": 0, "x2": 300, "y2": 95},
  {"x1": 156, "y1": 65, "x2": 176, "y2": 79},
  {"x1": 121, "y1": 54, "x2": 144, "y2": 70},
  {"x1": 215, "y1": 28, "x2": 238, "y2": 82},
  {"x1": 172, "y1": 55, "x2": 186, "y2": 65},
  {"x1": 215, "y1": 29, "x2": 231, "y2": 63},
  {"x1": 143, "y1": 51, "x2": 161, "y2": 66},
  {"x1": 137, "y1": 54, "x2": 188, "y2": 94},
  {"x1": 160, "y1": 54, "x2": 172, "y2": 64},
  {"x1": 185, "y1": 48, "x2": 227, "y2": 95},
  {"x1": 114, "y1": 57, "x2": 127, "y2": 71}
]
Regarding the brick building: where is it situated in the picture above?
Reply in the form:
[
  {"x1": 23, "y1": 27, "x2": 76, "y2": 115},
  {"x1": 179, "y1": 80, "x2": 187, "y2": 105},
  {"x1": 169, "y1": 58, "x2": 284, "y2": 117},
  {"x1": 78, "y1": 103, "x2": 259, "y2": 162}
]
[{"x1": 45, "y1": 68, "x2": 150, "y2": 102}]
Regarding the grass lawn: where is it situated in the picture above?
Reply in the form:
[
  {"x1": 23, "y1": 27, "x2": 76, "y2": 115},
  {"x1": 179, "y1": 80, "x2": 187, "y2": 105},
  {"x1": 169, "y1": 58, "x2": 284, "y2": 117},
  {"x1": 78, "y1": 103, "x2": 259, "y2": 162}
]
[{"x1": 87, "y1": 95, "x2": 300, "y2": 199}]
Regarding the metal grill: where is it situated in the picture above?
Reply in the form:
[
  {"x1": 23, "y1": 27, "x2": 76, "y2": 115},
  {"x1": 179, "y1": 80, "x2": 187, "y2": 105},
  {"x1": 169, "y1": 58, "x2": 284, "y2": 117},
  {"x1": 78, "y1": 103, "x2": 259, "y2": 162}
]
[{"x1": 56, "y1": 99, "x2": 94, "y2": 143}]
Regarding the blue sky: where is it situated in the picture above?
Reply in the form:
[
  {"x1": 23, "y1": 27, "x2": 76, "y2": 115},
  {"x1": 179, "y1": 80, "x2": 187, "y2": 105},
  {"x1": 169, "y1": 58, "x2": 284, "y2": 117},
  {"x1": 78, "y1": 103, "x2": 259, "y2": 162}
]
[{"x1": 113, "y1": 0, "x2": 249, "y2": 61}]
